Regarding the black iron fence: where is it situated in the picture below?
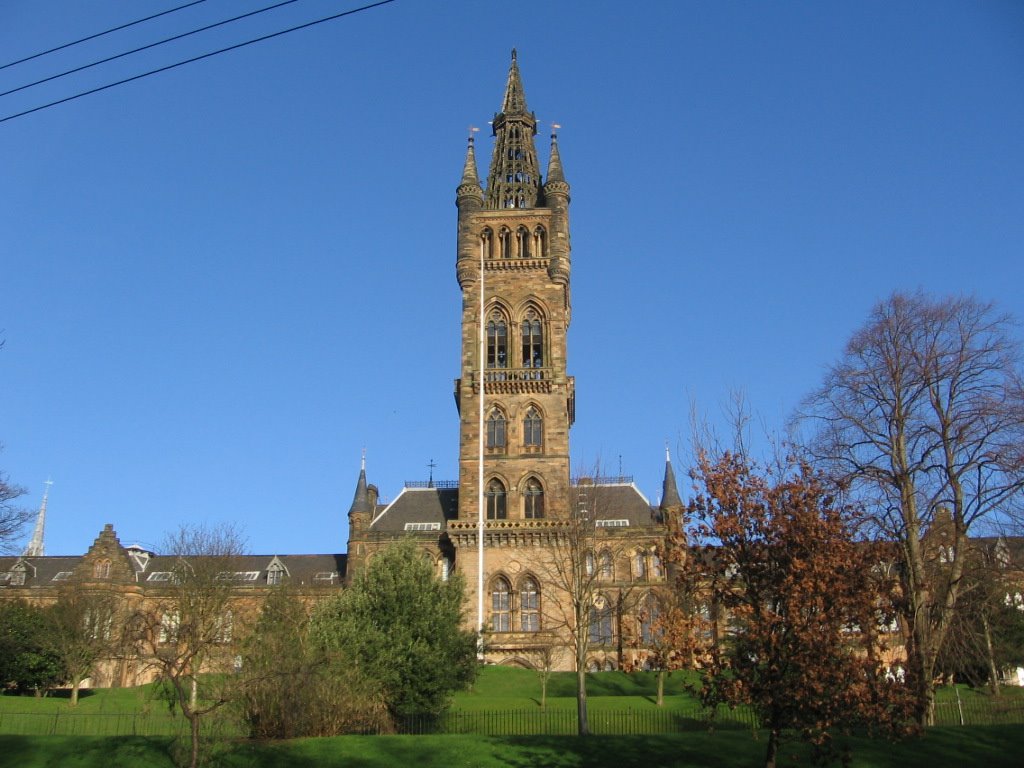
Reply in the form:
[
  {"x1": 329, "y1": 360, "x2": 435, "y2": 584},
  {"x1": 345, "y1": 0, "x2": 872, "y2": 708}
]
[{"x1": 2, "y1": 696, "x2": 1023, "y2": 737}]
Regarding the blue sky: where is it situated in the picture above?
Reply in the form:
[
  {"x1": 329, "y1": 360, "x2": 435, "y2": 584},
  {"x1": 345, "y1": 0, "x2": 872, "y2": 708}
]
[{"x1": 2, "y1": 1, "x2": 1022, "y2": 556}]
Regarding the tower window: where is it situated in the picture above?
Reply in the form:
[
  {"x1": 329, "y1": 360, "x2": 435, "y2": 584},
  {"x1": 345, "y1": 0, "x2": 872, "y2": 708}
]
[
  {"x1": 517, "y1": 226, "x2": 531, "y2": 258},
  {"x1": 487, "y1": 311, "x2": 507, "y2": 369},
  {"x1": 487, "y1": 408, "x2": 506, "y2": 449},
  {"x1": 486, "y1": 479, "x2": 507, "y2": 520},
  {"x1": 523, "y1": 406, "x2": 543, "y2": 446},
  {"x1": 521, "y1": 310, "x2": 543, "y2": 368},
  {"x1": 499, "y1": 227, "x2": 511, "y2": 259},
  {"x1": 480, "y1": 228, "x2": 493, "y2": 260},
  {"x1": 523, "y1": 478, "x2": 544, "y2": 519},
  {"x1": 520, "y1": 577, "x2": 540, "y2": 631},
  {"x1": 534, "y1": 226, "x2": 547, "y2": 258},
  {"x1": 491, "y1": 577, "x2": 511, "y2": 632}
]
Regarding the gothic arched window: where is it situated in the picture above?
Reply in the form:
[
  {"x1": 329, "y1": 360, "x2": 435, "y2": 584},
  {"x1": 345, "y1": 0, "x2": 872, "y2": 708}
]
[
  {"x1": 498, "y1": 227, "x2": 512, "y2": 259},
  {"x1": 633, "y1": 551, "x2": 647, "y2": 581},
  {"x1": 521, "y1": 309, "x2": 543, "y2": 369},
  {"x1": 487, "y1": 310, "x2": 507, "y2": 370},
  {"x1": 520, "y1": 577, "x2": 540, "y2": 631},
  {"x1": 93, "y1": 559, "x2": 111, "y2": 579},
  {"x1": 599, "y1": 551, "x2": 614, "y2": 581},
  {"x1": 589, "y1": 594, "x2": 614, "y2": 646},
  {"x1": 491, "y1": 577, "x2": 511, "y2": 632},
  {"x1": 639, "y1": 593, "x2": 660, "y2": 645},
  {"x1": 523, "y1": 406, "x2": 542, "y2": 447},
  {"x1": 486, "y1": 479, "x2": 507, "y2": 520},
  {"x1": 486, "y1": 408, "x2": 506, "y2": 450},
  {"x1": 480, "y1": 228, "x2": 493, "y2": 260},
  {"x1": 523, "y1": 477, "x2": 544, "y2": 519},
  {"x1": 516, "y1": 226, "x2": 531, "y2": 258},
  {"x1": 533, "y1": 226, "x2": 547, "y2": 258}
]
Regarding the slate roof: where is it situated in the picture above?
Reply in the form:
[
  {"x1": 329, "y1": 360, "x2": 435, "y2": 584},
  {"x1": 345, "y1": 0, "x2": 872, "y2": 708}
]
[
  {"x1": 369, "y1": 487, "x2": 459, "y2": 533},
  {"x1": 0, "y1": 552, "x2": 346, "y2": 589}
]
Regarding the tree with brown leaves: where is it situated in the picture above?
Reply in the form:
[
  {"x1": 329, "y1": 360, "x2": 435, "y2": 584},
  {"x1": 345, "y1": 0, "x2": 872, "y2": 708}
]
[{"x1": 689, "y1": 451, "x2": 914, "y2": 768}]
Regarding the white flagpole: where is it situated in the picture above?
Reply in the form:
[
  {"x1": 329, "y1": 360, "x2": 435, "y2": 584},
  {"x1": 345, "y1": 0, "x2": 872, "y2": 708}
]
[{"x1": 477, "y1": 224, "x2": 486, "y2": 652}]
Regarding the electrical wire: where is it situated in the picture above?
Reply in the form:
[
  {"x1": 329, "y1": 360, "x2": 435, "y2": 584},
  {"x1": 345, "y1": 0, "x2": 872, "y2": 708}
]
[
  {"x1": 0, "y1": 0, "x2": 397, "y2": 125},
  {"x1": 1, "y1": 0, "x2": 305, "y2": 98},
  {"x1": 0, "y1": 0, "x2": 208, "y2": 71}
]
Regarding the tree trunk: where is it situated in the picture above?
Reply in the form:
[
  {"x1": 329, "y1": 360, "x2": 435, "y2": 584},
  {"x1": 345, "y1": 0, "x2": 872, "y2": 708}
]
[
  {"x1": 189, "y1": 715, "x2": 201, "y2": 768},
  {"x1": 576, "y1": 666, "x2": 589, "y2": 735},
  {"x1": 541, "y1": 677, "x2": 547, "y2": 709},
  {"x1": 764, "y1": 727, "x2": 780, "y2": 768},
  {"x1": 70, "y1": 676, "x2": 81, "y2": 707},
  {"x1": 982, "y1": 613, "x2": 1001, "y2": 697},
  {"x1": 657, "y1": 669, "x2": 665, "y2": 707}
]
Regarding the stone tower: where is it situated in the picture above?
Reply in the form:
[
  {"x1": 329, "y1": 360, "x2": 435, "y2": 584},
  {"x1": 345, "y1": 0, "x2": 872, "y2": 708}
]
[{"x1": 454, "y1": 50, "x2": 574, "y2": 524}]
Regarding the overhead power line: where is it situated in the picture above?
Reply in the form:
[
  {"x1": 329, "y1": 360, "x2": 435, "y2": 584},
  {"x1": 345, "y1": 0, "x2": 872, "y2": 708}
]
[
  {"x1": 0, "y1": 0, "x2": 208, "y2": 72},
  {"x1": 1, "y1": 0, "x2": 305, "y2": 99},
  {"x1": 0, "y1": 0, "x2": 397, "y2": 125}
]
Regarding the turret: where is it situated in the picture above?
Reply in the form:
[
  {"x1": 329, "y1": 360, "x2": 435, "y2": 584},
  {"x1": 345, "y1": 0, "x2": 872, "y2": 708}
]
[
  {"x1": 544, "y1": 131, "x2": 571, "y2": 287},
  {"x1": 658, "y1": 447, "x2": 683, "y2": 523},
  {"x1": 347, "y1": 456, "x2": 372, "y2": 535}
]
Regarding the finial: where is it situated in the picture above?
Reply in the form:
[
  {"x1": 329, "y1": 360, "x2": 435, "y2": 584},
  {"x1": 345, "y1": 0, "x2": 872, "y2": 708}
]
[
  {"x1": 511, "y1": 48, "x2": 517, "y2": 62},
  {"x1": 427, "y1": 458, "x2": 437, "y2": 488},
  {"x1": 360, "y1": 448, "x2": 366, "y2": 472},
  {"x1": 551, "y1": 122, "x2": 561, "y2": 139},
  {"x1": 665, "y1": 442, "x2": 671, "y2": 463},
  {"x1": 468, "y1": 125, "x2": 479, "y2": 144}
]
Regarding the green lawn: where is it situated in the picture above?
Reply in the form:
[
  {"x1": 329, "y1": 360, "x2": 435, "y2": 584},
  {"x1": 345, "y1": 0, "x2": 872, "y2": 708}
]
[{"x1": 0, "y1": 727, "x2": 1022, "y2": 768}]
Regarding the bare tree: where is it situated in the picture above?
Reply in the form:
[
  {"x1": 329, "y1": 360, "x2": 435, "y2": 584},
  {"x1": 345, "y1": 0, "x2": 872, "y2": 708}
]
[
  {"x1": 46, "y1": 581, "x2": 119, "y2": 705},
  {"x1": 535, "y1": 476, "x2": 647, "y2": 735},
  {"x1": 130, "y1": 524, "x2": 247, "y2": 768},
  {"x1": 795, "y1": 292, "x2": 1024, "y2": 724},
  {"x1": 0, "y1": 466, "x2": 29, "y2": 554}
]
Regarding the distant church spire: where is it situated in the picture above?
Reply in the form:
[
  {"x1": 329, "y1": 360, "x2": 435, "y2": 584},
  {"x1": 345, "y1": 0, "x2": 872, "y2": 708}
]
[
  {"x1": 23, "y1": 479, "x2": 51, "y2": 557},
  {"x1": 485, "y1": 49, "x2": 541, "y2": 209}
]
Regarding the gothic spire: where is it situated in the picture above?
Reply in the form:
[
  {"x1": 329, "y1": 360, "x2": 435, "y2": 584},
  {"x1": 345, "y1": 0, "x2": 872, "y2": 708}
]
[
  {"x1": 348, "y1": 455, "x2": 371, "y2": 518},
  {"x1": 456, "y1": 133, "x2": 484, "y2": 210},
  {"x1": 23, "y1": 479, "x2": 51, "y2": 558},
  {"x1": 659, "y1": 447, "x2": 682, "y2": 512},
  {"x1": 460, "y1": 135, "x2": 482, "y2": 187},
  {"x1": 485, "y1": 50, "x2": 541, "y2": 210},
  {"x1": 546, "y1": 131, "x2": 566, "y2": 184}
]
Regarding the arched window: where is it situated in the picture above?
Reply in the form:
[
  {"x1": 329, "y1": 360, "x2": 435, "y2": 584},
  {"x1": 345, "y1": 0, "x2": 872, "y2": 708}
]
[
  {"x1": 93, "y1": 559, "x2": 111, "y2": 579},
  {"x1": 589, "y1": 595, "x2": 613, "y2": 645},
  {"x1": 521, "y1": 309, "x2": 543, "y2": 368},
  {"x1": 533, "y1": 226, "x2": 546, "y2": 258},
  {"x1": 523, "y1": 477, "x2": 544, "y2": 519},
  {"x1": 487, "y1": 310, "x2": 507, "y2": 369},
  {"x1": 649, "y1": 550, "x2": 663, "y2": 579},
  {"x1": 599, "y1": 551, "x2": 614, "y2": 581},
  {"x1": 486, "y1": 479, "x2": 507, "y2": 520},
  {"x1": 633, "y1": 551, "x2": 647, "y2": 581},
  {"x1": 523, "y1": 406, "x2": 542, "y2": 447},
  {"x1": 498, "y1": 227, "x2": 512, "y2": 258},
  {"x1": 516, "y1": 226, "x2": 531, "y2": 258},
  {"x1": 585, "y1": 551, "x2": 595, "y2": 577},
  {"x1": 520, "y1": 577, "x2": 540, "y2": 631},
  {"x1": 480, "y1": 228, "x2": 493, "y2": 260},
  {"x1": 639, "y1": 593, "x2": 660, "y2": 645},
  {"x1": 438, "y1": 555, "x2": 453, "y2": 582},
  {"x1": 487, "y1": 408, "x2": 506, "y2": 449},
  {"x1": 491, "y1": 578, "x2": 511, "y2": 632}
]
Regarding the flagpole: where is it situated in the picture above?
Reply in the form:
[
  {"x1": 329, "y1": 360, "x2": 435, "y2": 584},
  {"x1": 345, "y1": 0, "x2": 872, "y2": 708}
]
[{"x1": 477, "y1": 218, "x2": 486, "y2": 653}]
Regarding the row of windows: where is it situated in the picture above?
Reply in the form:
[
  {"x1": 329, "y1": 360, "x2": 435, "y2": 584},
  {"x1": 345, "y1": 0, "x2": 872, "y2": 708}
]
[
  {"x1": 584, "y1": 549, "x2": 663, "y2": 582},
  {"x1": 487, "y1": 307, "x2": 544, "y2": 369},
  {"x1": 485, "y1": 477, "x2": 544, "y2": 519},
  {"x1": 487, "y1": 406, "x2": 543, "y2": 449},
  {"x1": 488, "y1": 579, "x2": 663, "y2": 644},
  {"x1": 480, "y1": 226, "x2": 547, "y2": 260}
]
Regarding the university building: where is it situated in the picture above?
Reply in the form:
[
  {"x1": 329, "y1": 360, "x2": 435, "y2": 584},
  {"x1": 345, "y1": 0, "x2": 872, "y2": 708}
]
[{"x1": 0, "y1": 53, "x2": 679, "y2": 679}]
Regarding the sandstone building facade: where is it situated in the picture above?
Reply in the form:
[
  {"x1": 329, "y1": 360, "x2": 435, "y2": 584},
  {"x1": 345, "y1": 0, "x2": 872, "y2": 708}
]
[{"x1": 0, "y1": 53, "x2": 679, "y2": 679}]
